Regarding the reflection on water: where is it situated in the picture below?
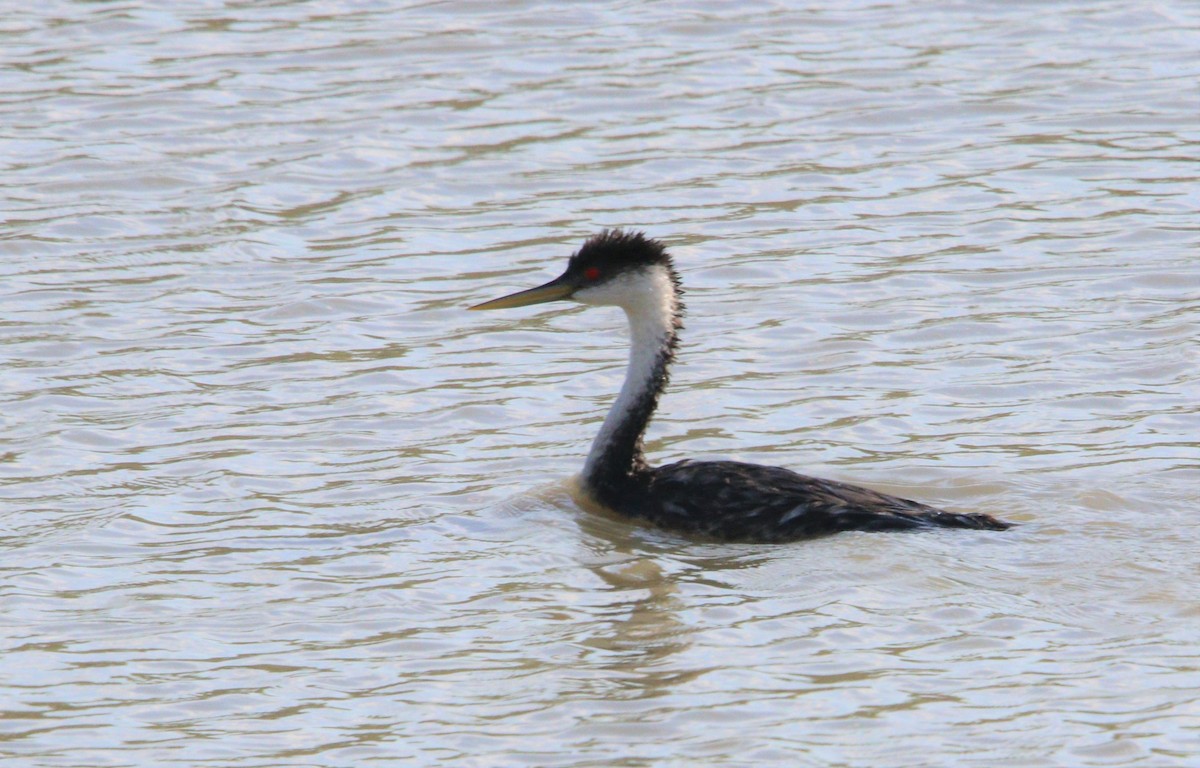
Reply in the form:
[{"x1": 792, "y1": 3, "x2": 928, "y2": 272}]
[{"x1": 3, "y1": 1, "x2": 1199, "y2": 765}]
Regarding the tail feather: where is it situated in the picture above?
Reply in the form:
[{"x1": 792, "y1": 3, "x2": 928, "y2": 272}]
[
  {"x1": 834, "y1": 506, "x2": 1014, "y2": 533},
  {"x1": 912, "y1": 509, "x2": 1012, "y2": 531}
]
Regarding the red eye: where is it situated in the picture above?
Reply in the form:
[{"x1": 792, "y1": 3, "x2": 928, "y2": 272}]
[{"x1": 583, "y1": 267, "x2": 601, "y2": 281}]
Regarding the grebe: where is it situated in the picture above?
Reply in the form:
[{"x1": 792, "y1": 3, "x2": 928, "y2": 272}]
[{"x1": 470, "y1": 230, "x2": 1011, "y2": 542}]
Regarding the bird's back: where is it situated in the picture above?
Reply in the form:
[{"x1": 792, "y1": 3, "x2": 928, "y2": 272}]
[{"x1": 613, "y1": 459, "x2": 1011, "y2": 542}]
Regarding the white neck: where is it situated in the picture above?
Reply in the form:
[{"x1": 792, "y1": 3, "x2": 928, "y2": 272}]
[{"x1": 580, "y1": 265, "x2": 680, "y2": 483}]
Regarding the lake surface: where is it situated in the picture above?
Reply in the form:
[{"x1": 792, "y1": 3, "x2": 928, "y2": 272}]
[{"x1": 3, "y1": 1, "x2": 1199, "y2": 765}]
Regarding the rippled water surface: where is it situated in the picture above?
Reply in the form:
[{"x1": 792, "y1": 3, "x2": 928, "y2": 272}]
[{"x1": 4, "y1": 2, "x2": 1199, "y2": 766}]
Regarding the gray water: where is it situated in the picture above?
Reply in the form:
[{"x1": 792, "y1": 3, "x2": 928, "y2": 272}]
[{"x1": 3, "y1": 2, "x2": 1199, "y2": 766}]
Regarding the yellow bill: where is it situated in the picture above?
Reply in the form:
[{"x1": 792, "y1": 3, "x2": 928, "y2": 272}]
[{"x1": 469, "y1": 274, "x2": 576, "y2": 310}]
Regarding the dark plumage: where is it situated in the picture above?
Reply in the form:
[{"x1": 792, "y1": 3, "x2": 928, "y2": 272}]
[
  {"x1": 471, "y1": 230, "x2": 1012, "y2": 542},
  {"x1": 621, "y1": 460, "x2": 1008, "y2": 542},
  {"x1": 567, "y1": 229, "x2": 673, "y2": 274}
]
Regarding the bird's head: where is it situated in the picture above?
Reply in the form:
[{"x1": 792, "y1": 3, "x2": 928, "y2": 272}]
[{"x1": 470, "y1": 230, "x2": 679, "y2": 313}]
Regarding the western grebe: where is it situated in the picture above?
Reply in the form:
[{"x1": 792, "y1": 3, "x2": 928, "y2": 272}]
[{"x1": 471, "y1": 230, "x2": 1011, "y2": 541}]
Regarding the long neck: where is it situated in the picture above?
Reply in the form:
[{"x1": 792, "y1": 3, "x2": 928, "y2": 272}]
[{"x1": 582, "y1": 266, "x2": 682, "y2": 491}]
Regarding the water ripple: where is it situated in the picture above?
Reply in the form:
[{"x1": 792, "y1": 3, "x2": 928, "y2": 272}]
[{"x1": 2, "y1": 1, "x2": 1199, "y2": 766}]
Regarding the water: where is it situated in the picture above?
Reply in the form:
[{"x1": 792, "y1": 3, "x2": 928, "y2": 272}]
[{"x1": 3, "y1": 1, "x2": 1199, "y2": 765}]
